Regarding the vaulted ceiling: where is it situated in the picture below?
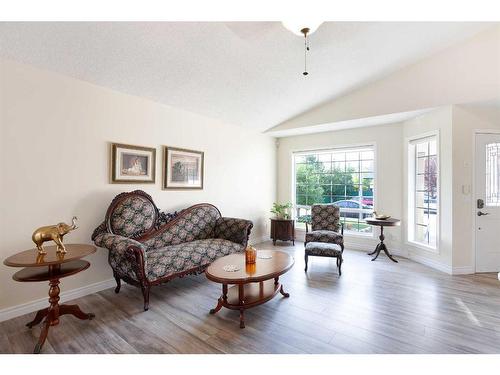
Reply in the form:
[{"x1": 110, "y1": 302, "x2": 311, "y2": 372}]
[{"x1": 0, "y1": 22, "x2": 492, "y2": 131}]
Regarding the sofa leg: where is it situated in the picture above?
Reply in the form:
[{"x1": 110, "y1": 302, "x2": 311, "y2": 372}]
[
  {"x1": 337, "y1": 255, "x2": 343, "y2": 276},
  {"x1": 114, "y1": 274, "x2": 121, "y2": 294},
  {"x1": 304, "y1": 254, "x2": 308, "y2": 272},
  {"x1": 141, "y1": 285, "x2": 150, "y2": 311}
]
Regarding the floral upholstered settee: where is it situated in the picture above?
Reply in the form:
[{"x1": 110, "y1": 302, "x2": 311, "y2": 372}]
[{"x1": 92, "y1": 190, "x2": 253, "y2": 310}]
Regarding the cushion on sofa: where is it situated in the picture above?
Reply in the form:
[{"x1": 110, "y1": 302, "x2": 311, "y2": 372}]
[
  {"x1": 107, "y1": 192, "x2": 158, "y2": 239},
  {"x1": 145, "y1": 238, "x2": 244, "y2": 281},
  {"x1": 143, "y1": 205, "x2": 221, "y2": 249}
]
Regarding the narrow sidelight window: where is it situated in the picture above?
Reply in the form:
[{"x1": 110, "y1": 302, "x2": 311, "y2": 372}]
[{"x1": 408, "y1": 135, "x2": 439, "y2": 249}]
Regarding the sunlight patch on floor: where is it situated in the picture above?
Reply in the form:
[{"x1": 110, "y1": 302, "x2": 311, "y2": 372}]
[{"x1": 454, "y1": 297, "x2": 482, "y2": 327}]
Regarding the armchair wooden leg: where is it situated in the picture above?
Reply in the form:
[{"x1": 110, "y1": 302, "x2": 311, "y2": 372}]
[
  {"x1": 114, "y1": 274, "x2": 121, "y2": 294},
  {"x1": 141, "y1": 284, "x2": 150, "y2": 311},
  {"x1": 304, "y1": 254, "x2": 308, "y2": 272}
]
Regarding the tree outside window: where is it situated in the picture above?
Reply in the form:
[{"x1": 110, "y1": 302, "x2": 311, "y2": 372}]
[{"x1": 294, "y1": 147, "x2": 374, "y2": 234}]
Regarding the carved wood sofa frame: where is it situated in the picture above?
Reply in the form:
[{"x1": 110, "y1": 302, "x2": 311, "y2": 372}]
[{"x1": 92, "y1": 190, "x2": 253, "y2": 311}]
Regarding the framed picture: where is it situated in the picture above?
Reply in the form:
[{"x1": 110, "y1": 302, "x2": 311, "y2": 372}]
[
  {"x1": 163, "y1": 146, "x2": 204, "y2": 189},
  {"x1": 111, "y1": 143, "x2": 156, "y2": 183}
]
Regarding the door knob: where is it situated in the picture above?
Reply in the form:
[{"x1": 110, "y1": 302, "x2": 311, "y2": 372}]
[{"x1": 477, "y1": 211, "x2": 490, "y2": 216}]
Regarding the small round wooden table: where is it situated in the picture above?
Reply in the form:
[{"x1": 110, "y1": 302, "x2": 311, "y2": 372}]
[
  {"x1": 206, "y1": 250, "x2": 294, "y2": 328},
  {"x1": 365, "y1": 218, "x2": 401, "y2": 263},
  {"x1": 3, "y1": 244, "x2": 96, "y2": 353}
]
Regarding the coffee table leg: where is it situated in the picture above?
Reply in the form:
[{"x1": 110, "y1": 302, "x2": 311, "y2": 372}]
[
  {"x1": 238, "y1": 284, "x2": 245, "y2": 328},
  {"x1": 279, "y1": 284, "x2": 290, "y2": 298},
  {"x1": 275, "y1": 277, "x2": 290, "y2": 297},
  {"x1": 239, "y1": 309, "x2": 245, "y2": 329},
  {"x1": 210, "y1": 298, "x2": 223, "y2": 314},
  {"x1": 210, "y1": 284, "x2": 227, "y2": 314}
]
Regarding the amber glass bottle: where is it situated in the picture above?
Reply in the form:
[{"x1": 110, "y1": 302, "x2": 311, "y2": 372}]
[{"x1": 245, "y1": 246, "x2": 256, "y2": 264}]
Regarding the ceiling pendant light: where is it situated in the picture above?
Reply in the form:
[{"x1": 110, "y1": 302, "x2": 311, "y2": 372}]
[
  {"x1": 301, "y1": 27, "x2": 310, "y2": 76},
  {"x1": 282, "y1": 22, "x2": 323, "y2": 76}
]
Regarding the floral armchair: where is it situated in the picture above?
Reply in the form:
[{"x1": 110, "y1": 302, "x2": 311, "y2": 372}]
[
  {"x1": 92, "y1": 190, "x2": 253, "y2": 311},
  {"x1": 305, "y1": 204, "x2": 344, "y2": 252}
]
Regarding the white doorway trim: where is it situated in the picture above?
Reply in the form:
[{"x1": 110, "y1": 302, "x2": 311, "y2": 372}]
[{"x1": 472, "y1": 129, "x2": 500, "y2": 273}]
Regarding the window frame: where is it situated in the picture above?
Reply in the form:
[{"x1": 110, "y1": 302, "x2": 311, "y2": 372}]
[
  {"x1": 485, "y1": 142, "x2": 500, "y2": 207},
  {"x1": 406, "y1": 131, "x2": 440, "y2": 252},
  {"x1": 291, "y1": 143, "x2": 377, "y2": 238}
]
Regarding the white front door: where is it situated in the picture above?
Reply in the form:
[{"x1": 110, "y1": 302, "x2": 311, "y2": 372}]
[{"x1": 475, "y1": 133, "x2": 500, "y2": 273}]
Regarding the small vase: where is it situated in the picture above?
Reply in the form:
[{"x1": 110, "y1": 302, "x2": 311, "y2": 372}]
[{"x1": 245, "y1": 246, "x2": 256, "y2": 264}]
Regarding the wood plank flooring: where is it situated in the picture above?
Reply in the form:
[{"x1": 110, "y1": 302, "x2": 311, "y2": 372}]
[{"x1": 2, "y1": 241, "x2": 500, "y2": 354}]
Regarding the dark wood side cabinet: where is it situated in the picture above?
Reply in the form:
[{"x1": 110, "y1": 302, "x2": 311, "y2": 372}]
[{"x1": 270, "y1": 218, "x2": 295, "y2": 245}]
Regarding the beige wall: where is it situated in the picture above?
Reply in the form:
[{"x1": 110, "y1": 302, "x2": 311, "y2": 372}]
[
  {"x1": 0, "y1": 59, "x2": 277, "y2": 311},
  {"x1": 452, "y1": 104, "x2": 500, "y2": 270},
  {"x1": 277, "y1": 123, "x2": 404, "y2": 252}
]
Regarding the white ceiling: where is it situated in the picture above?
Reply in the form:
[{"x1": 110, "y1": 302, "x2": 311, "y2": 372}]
[{"x1": 0, "y1": 22, "x2": 493, "y2": 131}]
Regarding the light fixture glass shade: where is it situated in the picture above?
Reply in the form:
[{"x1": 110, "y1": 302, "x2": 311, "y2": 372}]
[{"x1": 282, "y1": 21, "x2": 323, "y2": 36}]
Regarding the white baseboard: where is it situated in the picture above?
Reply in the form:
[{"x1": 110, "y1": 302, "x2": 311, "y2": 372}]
[
  {"x1": 0, "y1": 278, "x2": 115, "y2": 323},
  {"x1": 452, "y1": 266, "x2": 475, "y2": 275},
  {"x1": 251, "y1": 235, "x2": 270, "y2": 246},
  {"x1": 409, "y1": 255, "x2": 475, "y2": 275},
  {"x1": 408, "y1": 253, "x2": 452, "y2": 274}
]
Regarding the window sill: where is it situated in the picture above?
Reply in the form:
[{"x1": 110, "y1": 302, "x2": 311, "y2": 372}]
[
  {"x1": 295, "y1": 227, "x2": 374, "y2": 239},
  {"x1": 344, "y1": 232, "x2": 374, "y2": 238},
  {"x1": 406, "y1": 240, "x2": 439, "y2": 254}
]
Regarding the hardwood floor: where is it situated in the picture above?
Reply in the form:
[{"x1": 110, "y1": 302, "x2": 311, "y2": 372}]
[{"x1": 2, "y1": 241, "x2": 500, "y2": 354}]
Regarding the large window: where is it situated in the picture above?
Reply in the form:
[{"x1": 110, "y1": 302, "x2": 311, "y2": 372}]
[
  {"x1": 408, "y1": 135, "x2": 439, "y2": 249},
  {"x1": 293, "y1": 146, "x2": 375, "y2": 234}
]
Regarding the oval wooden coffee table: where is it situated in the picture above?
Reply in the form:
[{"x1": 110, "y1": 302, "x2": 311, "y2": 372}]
[
  {"x1": 206, "y1": 250, "x2": 294, "y2": 328},
  {"x1": 4, "y1": 244, "x2": 96, "y2": 353}
]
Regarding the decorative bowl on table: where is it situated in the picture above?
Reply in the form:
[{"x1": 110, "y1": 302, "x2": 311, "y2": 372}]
[{"x1": 373, "y1": 212, "x2": 391, "y2": 220}]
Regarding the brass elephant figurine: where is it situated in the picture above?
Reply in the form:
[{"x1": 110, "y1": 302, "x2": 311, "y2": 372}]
[{"x1": 32, "y1": 217, "x2": 78, "y2": 255}]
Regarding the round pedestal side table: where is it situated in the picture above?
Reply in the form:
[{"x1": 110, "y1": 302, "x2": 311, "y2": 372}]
[
  {"x1": 365, "y1": 218, "x2": 401, "y2": 263},
  {"x1": 3, "y1": 244, "x2": 96, "y2": 354}
]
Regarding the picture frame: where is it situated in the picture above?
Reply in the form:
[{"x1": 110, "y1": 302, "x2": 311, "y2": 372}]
[
  {"x1": 163, "y1": 146, "x2": 204, "y2": 189},
  {"x1": 110, "y1": 143, "x2": 156, "y2": 184}
]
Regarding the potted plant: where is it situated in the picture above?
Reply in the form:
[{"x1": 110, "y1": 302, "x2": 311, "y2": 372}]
[{"x1": 270, "y1": 202, "x2": 293, "y2": 220}]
